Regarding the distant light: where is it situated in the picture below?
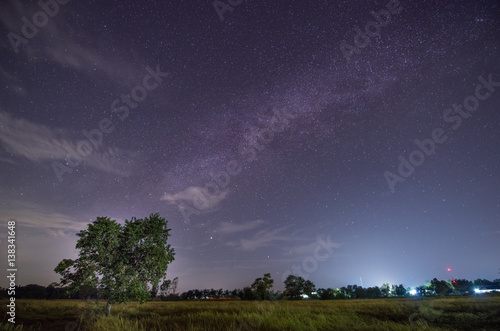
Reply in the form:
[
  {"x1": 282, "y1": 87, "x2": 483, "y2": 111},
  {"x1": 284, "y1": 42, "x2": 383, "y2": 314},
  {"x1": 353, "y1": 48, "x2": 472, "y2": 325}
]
[
  {"x1": 474, "y1": 288, "x2": 481, "y2": 294},
  {"x1": 447, "y1": 268, "x2": 451, "y2": 272},
  {"x1": 410, "y1": 289, "x2": 417, "y2": 296}
]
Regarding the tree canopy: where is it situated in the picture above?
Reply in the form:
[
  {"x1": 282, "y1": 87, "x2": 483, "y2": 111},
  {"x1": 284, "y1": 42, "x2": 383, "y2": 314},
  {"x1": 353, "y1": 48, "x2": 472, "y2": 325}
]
[
  {"x1": 251, "y1": 273, "x2": 274, "y2": 300},
  {"x1": 54, "y1": 213, "x2": 175, "y2": 315}
]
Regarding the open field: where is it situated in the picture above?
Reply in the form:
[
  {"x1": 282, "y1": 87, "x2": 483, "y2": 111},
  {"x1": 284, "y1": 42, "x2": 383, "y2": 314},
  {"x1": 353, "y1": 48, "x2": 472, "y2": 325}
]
[{"x1": 1, "y1": 296, "x2": 500, "y2": 330}]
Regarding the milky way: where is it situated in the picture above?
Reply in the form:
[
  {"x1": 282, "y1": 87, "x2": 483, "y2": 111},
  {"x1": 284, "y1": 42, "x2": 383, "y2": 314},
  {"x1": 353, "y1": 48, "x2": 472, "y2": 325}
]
[{"x1": 0, "y1": 0, "x2": 499, "y2": 292}]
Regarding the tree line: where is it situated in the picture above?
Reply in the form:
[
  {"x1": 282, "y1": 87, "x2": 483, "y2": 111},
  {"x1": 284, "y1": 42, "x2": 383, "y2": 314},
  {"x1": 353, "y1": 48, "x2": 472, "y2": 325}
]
[
  {"x1": 13, "y1": 213, "x2": 497, "y2": 316},
  {"x1": 2, "y1": 275, "x2": 498, "y2": 301}
]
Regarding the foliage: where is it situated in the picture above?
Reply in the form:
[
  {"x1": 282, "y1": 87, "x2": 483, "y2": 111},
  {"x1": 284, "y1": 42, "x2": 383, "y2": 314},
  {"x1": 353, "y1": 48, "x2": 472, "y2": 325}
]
[
  {"x1": 54, "y1": 213, "x2": 175, "y2": 315},
  {"x1": 251, "y1": 273, "x2": 274, "y2": 300},
  {"x1": 283, "y1": 275, "x2": 316, "y2": 299},
  {"x1": 430, "y1": 278, "x2": 453, "y2": 296}
]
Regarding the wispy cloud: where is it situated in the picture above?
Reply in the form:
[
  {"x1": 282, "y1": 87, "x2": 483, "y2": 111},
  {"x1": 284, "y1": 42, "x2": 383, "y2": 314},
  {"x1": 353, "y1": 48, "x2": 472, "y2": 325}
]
[
  {"x1": 217, "y1": 219, "x2": 265, "y2": 235},
  {"x1": 0, "y1": 208, "x2": 87, "y2": 237},
  {"x1": 161, "y1": 186, "x2": 229, "y2": 211},
  {"x1": 0, "y1": 111, "x2": 136, "y2": 176},
  {"x1": 291, "y1": 238, "x2": 342, "y2": 256},
  {"x1": 226, "y1": 227, "x2": 291, "y2": 252},
  {"x1": 1, "y1": 0, "x2": 153, "y2": 87}
]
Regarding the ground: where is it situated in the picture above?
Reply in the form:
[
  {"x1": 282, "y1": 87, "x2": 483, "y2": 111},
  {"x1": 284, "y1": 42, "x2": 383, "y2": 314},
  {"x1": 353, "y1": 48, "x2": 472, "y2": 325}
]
[{"x1": 1, "y1": 296, "x2": 500, "y2": 330}]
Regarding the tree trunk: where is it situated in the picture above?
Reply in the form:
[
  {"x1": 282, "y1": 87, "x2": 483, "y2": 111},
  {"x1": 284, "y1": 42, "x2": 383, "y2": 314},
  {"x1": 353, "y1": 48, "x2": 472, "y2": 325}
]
[{"x1": 106, "y1": 302, "x2": 112, "y2": 316}]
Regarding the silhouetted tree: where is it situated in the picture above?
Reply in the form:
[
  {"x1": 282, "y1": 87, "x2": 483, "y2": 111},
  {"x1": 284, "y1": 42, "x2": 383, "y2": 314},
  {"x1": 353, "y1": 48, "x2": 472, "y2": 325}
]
[
  {"x1": 284, "y1": 275, "x2": 305, "y2": 299},
  {"x1": 55, "y1": 213, "x2": 175, "y2": 316},
  {"x1": 251, "y1": 273, "x2": 274, "y2": 300},
  {"x1": 430, "y1": 278, "x2": 452, "y2": 296},
  {"x1": 395, "y1": 284, "x2": 406, "y2": 297}
]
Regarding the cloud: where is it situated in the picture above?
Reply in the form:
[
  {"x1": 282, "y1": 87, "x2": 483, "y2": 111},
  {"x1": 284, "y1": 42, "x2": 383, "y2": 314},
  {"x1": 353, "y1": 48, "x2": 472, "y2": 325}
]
[
  {"x1": 0, "y1": 111, "x2": 136, "y2": 176},
  {"x1": 217, "y1": 219, "x2": 265, "y2": 235},
  {"x1": 0, "y1": 208, "x2": 87, "y2": 238},
  {"x1": 226, "y1": 227, "x2": 291, "y2": 252},
  {"x1": 161, "y1": 186, "x2": 229, "y2": 210},
  {"x1": 291, "y1": 238, "x2": 342, "y2": 256},
  {"x1": 0, "y1": 0, "x2": 155, "y2": 88}
]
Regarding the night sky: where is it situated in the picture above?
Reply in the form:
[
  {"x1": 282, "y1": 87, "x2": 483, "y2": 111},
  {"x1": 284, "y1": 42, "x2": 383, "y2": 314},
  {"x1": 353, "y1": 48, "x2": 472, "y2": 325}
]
[{"x1": 0, "y1": 0, "x2": 499, "y2": 293}]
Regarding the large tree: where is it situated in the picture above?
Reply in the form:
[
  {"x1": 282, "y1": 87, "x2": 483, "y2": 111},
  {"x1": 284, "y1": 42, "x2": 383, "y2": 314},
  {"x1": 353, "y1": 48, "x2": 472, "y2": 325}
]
[{"x1": 55, "y1": 213, "x2": 175, "y2": 316}]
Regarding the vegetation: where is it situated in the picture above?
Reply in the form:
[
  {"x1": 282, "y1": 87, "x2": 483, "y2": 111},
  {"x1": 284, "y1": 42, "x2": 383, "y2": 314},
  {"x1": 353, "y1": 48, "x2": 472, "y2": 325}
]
[
  {"x1": 1, "y1": 296, "x2": 500, "y2": 330},
  {"x1": 2, "y1": 214, "x2": 499, "y2": 329},
  {"x1": 54, "y1": 213, "x2": 175, "y2": 316}
]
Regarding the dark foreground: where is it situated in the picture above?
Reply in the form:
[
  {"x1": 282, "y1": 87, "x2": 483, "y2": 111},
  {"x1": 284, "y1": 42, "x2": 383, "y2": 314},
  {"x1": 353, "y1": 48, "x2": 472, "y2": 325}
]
[{"x1": 1, "y1": 296, "x2": 500, "y2": 330}]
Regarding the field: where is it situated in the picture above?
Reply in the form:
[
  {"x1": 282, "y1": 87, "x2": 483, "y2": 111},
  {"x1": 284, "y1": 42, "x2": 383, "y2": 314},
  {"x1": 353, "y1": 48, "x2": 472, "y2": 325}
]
[{"x1": 1, "y1": 296, "x2": 500, "y2": 330}]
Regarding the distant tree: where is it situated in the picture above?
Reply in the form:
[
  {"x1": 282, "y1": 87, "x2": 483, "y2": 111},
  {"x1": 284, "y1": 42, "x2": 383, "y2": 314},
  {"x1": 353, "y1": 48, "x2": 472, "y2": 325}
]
[
  {"x1": 269, "y1": 289, "x2": 283, "y2": 300},
  {"x1": 391, "y1": 284, "x2": 399, "y2": 296},
  {"x1": 365, "y1": 286, "x2": 381, "y2": 298},
  {"x1": 18, "y1": 284, "x2": 47, "y2": 299},
  {"x1": 417, "y1": 285, "x2": 427, "y2": 296},
  {"x1": 347, "y1": 285, "x2": 357, "y2": 298},
  {"x1": 430, "y1": 278, "x2": 452, "y2": 296},
  {"x1": 474, "y1": 279, "x2": 493, "y2": 287},
  {"x1": 55, "y1": 213, "x2": 175, "y2": 316},
  {"x1": 381, "y1": 283, "x2": 390, "y2": 297},
  {"x1": 452, "y1": 279, "x2": 473, "y2": 295},
  {"x1": 303, "y1": 280, "x2": 316, "y2": 297},
  {"x1": 395, "y1": 284, "x2": 406, "y2": 297},
  {"x1": 284, "y1": 275, "x2": 305, "y2": 299},
  {"x1": 251, "y1": 273, "x2": 274, "y2": 300},
  {"x1": 46, "y1": 282, "x2": 61, "y2": 299},
  {"x1": 356, "y1": 286, "x2": 366, "y2": 299},
  {"x1": 160, "y1": 277, "x2": 179, "y2": 300},
  {"x1": 160, "y1": 279, "x2": 171, "y2": 297},
  {"x1": 242, "y1": 286, "x2": 256, "y2": 300},
  {"x1": 318, "y1": 288, "x2": 336, "y2": 300}
]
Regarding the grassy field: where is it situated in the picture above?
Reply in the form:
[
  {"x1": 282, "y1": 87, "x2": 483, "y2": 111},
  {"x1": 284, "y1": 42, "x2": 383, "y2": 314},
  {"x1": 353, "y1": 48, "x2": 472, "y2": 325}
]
[{"x1": 1, "y1": 296, "x2": 499, "y2": 330}]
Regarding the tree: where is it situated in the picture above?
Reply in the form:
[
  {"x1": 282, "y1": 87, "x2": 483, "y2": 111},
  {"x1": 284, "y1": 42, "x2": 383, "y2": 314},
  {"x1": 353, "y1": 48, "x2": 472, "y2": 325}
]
[
  {"x1": 318, "y1": 288, "x2": 336, "y2": 300},
  {"x1": 242, "y1": 286, "x2": 256, "y2": 300},
  {"x1": 381, "y1": 283, "x2": 390, "y2": 297},
  {"x1": 54, "y1": 213, "x2": 175, "y2": 316},
  {"x1": 251, "y1": 273, "x2": 274, "y2": 300},
  {"x1": 430, "y1": 278, "x2": 452, "y2": 296},
  {"x1": 159, "y1": 277, "x2": 178, "y2": 298},
  {"x1": 284, "y1": 275, "x2": 309, "y2": 299},
  {"x1": 160, "y1": 279, "x2": 171, "y2": 297},
  {"x1": 395, "y1": 284, "x2": 406, "y2": 297},
  {"x1": 303, "y1": 280, "x2": 316, "y2": 297},
  {"x1": 452, "y1": 279, "x2": 473, "y2": 295}
]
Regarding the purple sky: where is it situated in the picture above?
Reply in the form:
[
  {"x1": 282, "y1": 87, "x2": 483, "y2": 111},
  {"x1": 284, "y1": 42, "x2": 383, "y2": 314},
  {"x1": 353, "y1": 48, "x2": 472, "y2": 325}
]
[{"x1": 1, "y1": 0, "x2": 499, "y2": 293}]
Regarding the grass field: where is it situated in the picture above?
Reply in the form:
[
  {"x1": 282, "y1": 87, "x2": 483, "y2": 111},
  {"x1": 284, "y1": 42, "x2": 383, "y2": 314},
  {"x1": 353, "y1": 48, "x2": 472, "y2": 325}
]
[{"x1": 1, "y1": 296, "x2": 500, "y2": 330}]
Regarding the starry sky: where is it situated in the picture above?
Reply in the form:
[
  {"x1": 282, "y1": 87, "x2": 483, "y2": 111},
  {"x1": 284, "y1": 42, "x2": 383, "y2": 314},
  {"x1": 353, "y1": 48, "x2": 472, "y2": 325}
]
[{"x1": 0, "y1": 0, "x2": 499, "y2": 293}]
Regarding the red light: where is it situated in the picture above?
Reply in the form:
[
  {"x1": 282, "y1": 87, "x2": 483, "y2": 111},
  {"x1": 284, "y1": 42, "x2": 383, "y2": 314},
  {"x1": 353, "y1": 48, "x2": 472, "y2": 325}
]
[{"x1": 447, "y1": 268, "x2": 451, "y2": 272}]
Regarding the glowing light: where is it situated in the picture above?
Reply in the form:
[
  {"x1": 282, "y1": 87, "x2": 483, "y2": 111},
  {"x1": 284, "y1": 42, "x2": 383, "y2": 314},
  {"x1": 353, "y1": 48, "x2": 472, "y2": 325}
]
[
  {"x1": 474, "y1": 288, "x2": 481, "y2": 294},
  {"x1": 447, "y1": 268, "x2": 451, "y2": 272},
  {"x1": 409, "y1": 289, "x2": 417, "y2": 295}
]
